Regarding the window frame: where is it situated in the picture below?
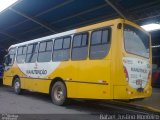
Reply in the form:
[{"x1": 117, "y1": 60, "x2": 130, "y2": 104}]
[
  {"x1": 63, "y1": 36, "x2": 71, "y2": 49},
  {"x1": 25, "y1": 42, "x2": 38, "y2": 63},
  {"x1": 71, "y1": 32, "x2": 89, "y2": 60},
  {"x1": 72, "y1": 32, "x2": 88, "y2": 48},
  {"x1": 16, "y1": 45, "x2": 27, "y2": 64},
  {"x1": 8, "y1": 47, "x2": 16, "y2": 55},
  {"x1": 89, "y1": 27, "x2": 111, "y2": 60},
  {"x1": 53, "y1": 38, "x2": 63, "y2": 50},
  {"x1": 90, "y1": 27, "x2": 111, "y2": 46},
  {"x1": 52, "y1": 36, "x2": 71, "y2": 61},
  {"x1": 7, "y1": 47, "x2": 16, "y2": 66},
  {"x1": 53, "y1": 36, "x2": 71, "y2": 50},
  {"x1": 17, "y1": 46, "x2": 23, "y2": 55},
  {"x1": 123, "y1": 24, "x2": 150, "y2": 59},
  {"x1": 37, "y1": 40, "x2": 53, "y2": 62}
]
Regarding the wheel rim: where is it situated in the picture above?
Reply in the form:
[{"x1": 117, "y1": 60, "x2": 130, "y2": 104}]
[
  {"x1": 14, "y1": 81, "x2": 20, "y2": 92},
  {"x1": 54, "y1": 85, "x2": 64, "y2": 101}
]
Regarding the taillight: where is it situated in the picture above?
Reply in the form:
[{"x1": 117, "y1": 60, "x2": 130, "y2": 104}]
[
  {"x1": 148, "y1": 71, "x2": 151, "y2": 81},
  {"x1": 124, "y1": 66, "x2": 129, "y2": 81}
]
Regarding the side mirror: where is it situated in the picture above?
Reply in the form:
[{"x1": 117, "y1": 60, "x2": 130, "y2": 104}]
[{"x1": 4, "y1": 55, "x2": 10, "y2": 66}]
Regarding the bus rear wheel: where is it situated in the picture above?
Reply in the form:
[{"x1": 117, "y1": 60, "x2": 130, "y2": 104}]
[
  {"x1": 13, "y1": 78, "x2": 22, "y2": 94},
  {"x1": 51, "y1": 81, "x2": 68, "y2": 106}
]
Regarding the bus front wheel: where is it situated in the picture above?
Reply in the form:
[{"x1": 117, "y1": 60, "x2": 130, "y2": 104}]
[
  {"x1": 51, "y1": 81, "x2": 68, "y2": 106},
  {"x1": 13, "y1": 78, "x2": 22, "y2": 94}
]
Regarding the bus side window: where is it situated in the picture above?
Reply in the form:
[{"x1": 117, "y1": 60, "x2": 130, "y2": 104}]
[
  {"x1": 90, "y1": 28, "x2": 111, "y2": 59},
  {"x1": 71, "y1": 33, "x2": 88, "y2": 60},
  {"x1": 26, "y1": 43, "x2": 38, "y2": 63},
  {"x1": 38, "y1": 40, "x2": 53, "y2": 62},
  {"x1": 17, "y1": 46, "x2": 27, "y2": 63},
  {"x1": 53, "y1": 36, "x2": 71, "y2": 61},
  {"x1": 6, "y1": 48, "x2": 16, "y2": 66}
]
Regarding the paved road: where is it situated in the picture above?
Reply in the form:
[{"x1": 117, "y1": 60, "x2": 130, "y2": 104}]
[
  {"x1": 0, "y1": 86, "x2": 157, "y2": 120},
  {"x1": 131, "y1": 88, "x2": 160, "y2": 111}
]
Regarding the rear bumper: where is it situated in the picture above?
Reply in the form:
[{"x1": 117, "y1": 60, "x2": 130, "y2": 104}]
[{"x1": 113, "y1": 84, "x2": 152, "y2": 100}]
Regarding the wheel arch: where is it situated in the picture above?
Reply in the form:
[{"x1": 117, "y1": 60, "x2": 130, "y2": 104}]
[
  {"x1": 12, "y1": 75, "x2": 20, "y2": 86},
  {"x1": 49, "y1": 77, "x2": 67, "y2": 96}
]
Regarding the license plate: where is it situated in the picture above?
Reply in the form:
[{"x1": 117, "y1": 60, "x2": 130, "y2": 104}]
[{"x1": 136, "y1": 79, "x2": 142, "y2": 85}]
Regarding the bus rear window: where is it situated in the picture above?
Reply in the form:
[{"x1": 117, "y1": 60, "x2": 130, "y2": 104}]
[{"x1": 124, "y1": 24, "x2": 150, "y2": 58}]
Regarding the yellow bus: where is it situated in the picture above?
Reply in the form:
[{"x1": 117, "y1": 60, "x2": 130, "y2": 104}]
[{"x1": 3, "y1": 18, "x2": 152, "y2": 105}]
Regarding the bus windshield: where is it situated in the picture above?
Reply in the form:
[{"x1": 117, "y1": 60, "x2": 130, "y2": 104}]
[{"x1": 124, "y1": 24, "x2": 150, "y2": 58}]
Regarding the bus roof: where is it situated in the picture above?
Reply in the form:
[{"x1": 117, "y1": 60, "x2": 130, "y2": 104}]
[
  {"x1": 10, "y1": 29, "x2": 76, "y2": 48},
  {"x1": 9, "y1": 18, "x2": 143, "y2": 49}
]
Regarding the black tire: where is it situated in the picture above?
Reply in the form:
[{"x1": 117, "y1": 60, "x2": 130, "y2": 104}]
[
  {"x1": 13, "y1": 77, "x2": 22, "y2": 94},
  {"x1": 51, "y1": 81, "x2": 68, "y2": 106}
]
